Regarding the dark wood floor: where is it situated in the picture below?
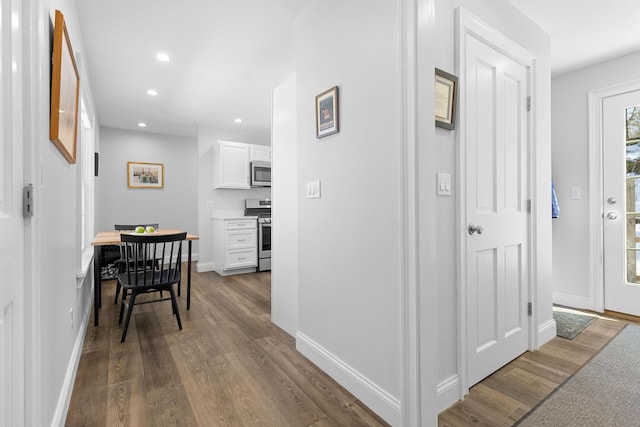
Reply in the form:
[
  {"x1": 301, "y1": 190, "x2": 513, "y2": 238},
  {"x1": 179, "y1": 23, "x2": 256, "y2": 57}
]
[
  {"x1": 67, "y1": 267, "x2": 632, "y2": 427},
  {"x1": 439, "y1": 312, "x2": 629, "y2": 426},
  {"x1": 66, "y1": 267, "x2": 389, "y2": 427}
]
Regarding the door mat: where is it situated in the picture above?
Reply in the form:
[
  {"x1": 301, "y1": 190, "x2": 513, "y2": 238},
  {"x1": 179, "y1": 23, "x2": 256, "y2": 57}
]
[
  {"x1": 553, "y1": 307, "x2": 595, "y2": 340},
  {"x1": 517, "y1": 324, "x2": 636, "y2": 426}
]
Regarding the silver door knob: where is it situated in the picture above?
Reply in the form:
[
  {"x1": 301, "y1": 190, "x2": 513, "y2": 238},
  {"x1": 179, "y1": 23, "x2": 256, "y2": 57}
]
[
  {"x1": 607, "y1": 212, "x2": 618, "y2": 220},
  {"x1": 608, "y1": 197, "x2": 617, "y2": 205},
  {"x1": 468, "y1": 223, "x2": 484, "y2": 235}
]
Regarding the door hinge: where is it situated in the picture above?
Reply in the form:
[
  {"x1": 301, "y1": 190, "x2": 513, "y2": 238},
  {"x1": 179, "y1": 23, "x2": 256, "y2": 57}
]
[
  {"x1": 527, "y1": 302, "x2": 532, "y2": 316},
  {"x1": 23, "y1": 184, "x2": 34, "y2": 218},
  {"x1": 526, "y1": 96, "x2": 531, "y2": 112}
]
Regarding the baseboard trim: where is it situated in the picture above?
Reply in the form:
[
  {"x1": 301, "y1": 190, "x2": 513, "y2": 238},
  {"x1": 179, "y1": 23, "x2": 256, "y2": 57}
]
[
  {"x1": 51, "y1": 288, "x2": 92, "y2": 427},
  {"x1": 295, "y1": 332, "x2": 400, "y2": 426},
  {"x1": 553, "y1": 291, "x2": 592, "y2": 310},
  {"x1": 180, "y1": 252, "x2": 198, "y2": 264},
  {"x1": 437, "y1": 375, "x2": 461, "y2": 413},
  {"x1": 215, "y1": 267, "x2": 257, "y2": 276},
  {"x1": 437, "y1": 374, "x2": 462, "y2": 413},
  {"x1": 537, "y1": 318, "x2": 557, "y2": 348},
  {"x1": 196, "y1": 261, "x2": 215, "y2": 273}
]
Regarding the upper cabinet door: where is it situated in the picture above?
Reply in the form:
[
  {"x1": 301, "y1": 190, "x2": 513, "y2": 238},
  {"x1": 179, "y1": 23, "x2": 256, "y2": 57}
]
[
  {"x1": 250, "y1": 144, "x2": 272, "y2": 162},
  {"x1": 214, "y1": 141, "x2": 250, "y2": 189}
]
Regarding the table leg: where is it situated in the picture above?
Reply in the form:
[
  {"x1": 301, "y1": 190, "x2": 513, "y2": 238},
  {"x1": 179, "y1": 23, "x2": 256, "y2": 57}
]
[
  {"x1": 93, "y1": 245, "x2": 102, "y2": 326},
  {"x1": 188, "y1": 240, "x2": 192, "y2": 310}
]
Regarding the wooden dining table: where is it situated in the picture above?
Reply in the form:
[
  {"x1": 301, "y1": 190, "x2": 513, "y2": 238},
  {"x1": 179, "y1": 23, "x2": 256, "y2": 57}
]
[{"x1": 91, "y1": 229, "x2": 199, "y2": 326}]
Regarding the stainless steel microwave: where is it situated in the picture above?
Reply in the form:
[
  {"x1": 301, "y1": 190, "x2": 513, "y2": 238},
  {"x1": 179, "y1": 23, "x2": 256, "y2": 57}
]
[{"x1": 250, "y1": 161, "x2": 271, "y2": 187}]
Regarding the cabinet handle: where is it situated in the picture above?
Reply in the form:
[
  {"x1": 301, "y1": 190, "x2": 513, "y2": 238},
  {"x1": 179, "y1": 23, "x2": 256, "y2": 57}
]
[
  {"x1": 237, "y1": 239, "x2": 245, "y2": 242},
  {"x1": 238, "y1": 257, "x2": 246, "y2": 260}
]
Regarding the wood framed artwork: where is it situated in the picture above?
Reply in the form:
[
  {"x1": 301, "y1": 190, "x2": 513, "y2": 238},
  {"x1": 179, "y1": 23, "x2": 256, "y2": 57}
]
[
  {"x1": 435, "y1": 68, "x2": 457, "y2": 130},
  {"x1": 50, "y1": 10, "x2": 80, "y2": 164},
  {"x1": 316, "y1": 86, "x2": 339, "y2": 138},
  {"x1": 127, "y1": 162, "x2": 164, "y2": 189}
]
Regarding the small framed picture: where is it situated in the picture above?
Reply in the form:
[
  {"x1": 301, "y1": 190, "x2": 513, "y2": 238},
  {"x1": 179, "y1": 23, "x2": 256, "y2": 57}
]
[
  {"x1": 127, "y1": 162, "x2": 164, "y2": 189},
  {"x1": 435, "y1": 68, "x2": 457, "y2": 130},
  {"x1": 316, "y1": 86, "x2": 339, "y2": 138}
]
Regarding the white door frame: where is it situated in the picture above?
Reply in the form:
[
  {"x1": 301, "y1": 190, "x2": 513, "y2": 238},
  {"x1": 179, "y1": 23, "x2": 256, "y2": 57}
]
[
  {"x1": 456, "y1": 7, "x2": 538, "y2": 395},
  {"x1": 22, "y1": 0, "x2": 42, "y2": 424},
  {"x1": 588, "y1": 79, "x2": 640, "y2": 313}
]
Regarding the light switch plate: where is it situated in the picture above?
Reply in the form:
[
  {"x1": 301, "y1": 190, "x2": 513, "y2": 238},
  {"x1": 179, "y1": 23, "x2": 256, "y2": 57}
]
[
  {"x1": 306, "y1": 180, "x2": 321, "y2": 199},
  {"x1": 570, "y1": 187, "x2": 581, "y2": 200},
  {"x1": 437, "y1": 173, "x2": 451, "y2": 196}
]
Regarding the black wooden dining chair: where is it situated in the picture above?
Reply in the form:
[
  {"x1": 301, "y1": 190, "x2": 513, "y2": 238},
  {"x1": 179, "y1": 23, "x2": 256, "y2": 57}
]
[
  {"x1": 117, "y1": 231, "x2": 186, "y2": 342},
  {"x1": 113, "y1": 223, "x2": 159, "y2": 304}
]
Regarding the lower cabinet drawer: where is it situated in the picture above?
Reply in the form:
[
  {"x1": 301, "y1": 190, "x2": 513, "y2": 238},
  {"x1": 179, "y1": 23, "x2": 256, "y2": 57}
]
[
  {"x1": 225, "y1": 219, "x2": 256, "y2": 230},
  {"x1": 226, "y1": 229, "x2": 256, "y2": 250},
  {"x1": 225, "y1": 249, "x2": 257, "y2": 270}
]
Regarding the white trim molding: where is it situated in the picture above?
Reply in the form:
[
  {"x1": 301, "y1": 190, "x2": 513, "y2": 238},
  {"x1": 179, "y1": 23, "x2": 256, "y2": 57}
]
[
  {"x1": 437, "y1": 375, "x2": 461, "y2": 412},
  {"x1": 51, "y1": 288, "x2": 92, "y2": 427},
  {"x1": 195, "y1": 261, "x2": 215, "y2": 273},
  {"x1": 296, "y1": 332, "x2": 401, "y2": 426},
  {"x1": 553, "y1": 290, "x2": 592, "y2": 310},
  {"x1": 537, "y1": 318, "x2": 557, "y2": 346},
  {"x1": 400, "y1": 0, "x2": 422, "y2": 425}
]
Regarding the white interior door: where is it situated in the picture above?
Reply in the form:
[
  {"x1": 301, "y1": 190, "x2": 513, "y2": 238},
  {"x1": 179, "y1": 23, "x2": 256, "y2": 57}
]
[
  {"x1": 603, "y1": 90, "x2": 640, "y2": 316},
  {"x1": 0, "y1": 1, "x2": 25, "y2": 425},
  {"x1": 464, "y1": 35, "x2": 530, "y2": 387}
]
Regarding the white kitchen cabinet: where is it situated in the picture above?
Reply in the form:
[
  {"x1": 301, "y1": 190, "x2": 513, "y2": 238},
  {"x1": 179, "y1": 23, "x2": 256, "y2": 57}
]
[
  {"x1": 250, "y1": 144, "x2": 272, "y2": 162},
  {"x1": 213, "y1": 217, "x2": 257, "y2": 274},
  {"x1": 214, "y1": 140, "x2": 250, "y2": 189}
]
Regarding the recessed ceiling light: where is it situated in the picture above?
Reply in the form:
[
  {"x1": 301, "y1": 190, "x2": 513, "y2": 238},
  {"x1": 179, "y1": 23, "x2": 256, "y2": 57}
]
[
  {"x1": 138, "y1": 122, "x2": 147, "y2": 128},
  {"x1": 146, "y1": 89, "x2": 158, "y2": 96},
  {"x1": 156, "y1": 52, "x2": 170, "y2": 62},
  {"x1": 234, "y1": 118, "x2": 242, "y2": 123}
]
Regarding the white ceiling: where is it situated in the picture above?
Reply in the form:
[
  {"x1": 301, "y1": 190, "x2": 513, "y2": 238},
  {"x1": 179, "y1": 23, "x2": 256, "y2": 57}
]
[
  {"x1": 507, "y1": 0, "x2": 640, "y2": 76},
  {"x1": 74, "y1": 1, "x2": 640, "y2": 138},
  {"x1": 74, "y1": 0, "x2": 313, "y2": 138}
]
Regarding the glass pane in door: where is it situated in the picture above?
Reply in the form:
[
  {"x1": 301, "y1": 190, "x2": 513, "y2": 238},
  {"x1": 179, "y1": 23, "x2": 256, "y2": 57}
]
[{"x1": 625, "y1": 105, "x2": 640, "y2": 284}]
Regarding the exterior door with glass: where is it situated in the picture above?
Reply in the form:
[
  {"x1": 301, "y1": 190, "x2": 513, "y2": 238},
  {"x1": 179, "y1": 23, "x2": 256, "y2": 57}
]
[{"x1": 603, "y1": 90, "x2": 640, "y2": 316}]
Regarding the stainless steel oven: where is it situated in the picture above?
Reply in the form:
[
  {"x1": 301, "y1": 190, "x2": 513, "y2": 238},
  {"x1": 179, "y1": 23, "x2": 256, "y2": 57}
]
[
  {"x1": 257, "y1": 218, "x2": 271, "y2": 271},
  {"x1": 245, "y1": 198, "x2": 271, "y2": 271}
]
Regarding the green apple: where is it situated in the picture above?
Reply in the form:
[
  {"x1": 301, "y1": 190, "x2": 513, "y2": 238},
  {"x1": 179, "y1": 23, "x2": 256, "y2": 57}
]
[
  {"x1": 135, "y1": 226, "x2": 145, "y2": 233},
  {"x1": 145, "y1": 225, "x2": 155, "y2": 233}
]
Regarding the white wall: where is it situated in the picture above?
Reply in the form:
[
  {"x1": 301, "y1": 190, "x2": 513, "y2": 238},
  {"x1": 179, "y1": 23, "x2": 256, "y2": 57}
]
[
  {"x1": 551, "y1": 51, "x2": 640, "y2": 307},
  {"x1": 271, "y1": 74, "x2": 298, "y2": 337},
  {"x1": 431, "y1": 0, "x2": 552, "y2": 411},
  {"x1": 97, "y1": 127, "x2": 199, "y2": 255},
  {"x1": 196, "y1": 125, "x2": 271, "y2": 272},
  {"x1": 294, "y1": 1, "x2": 402, "y2": 424},
  {"x1": 28, "y1": 1, "x2": 97, "y2": 425}
]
